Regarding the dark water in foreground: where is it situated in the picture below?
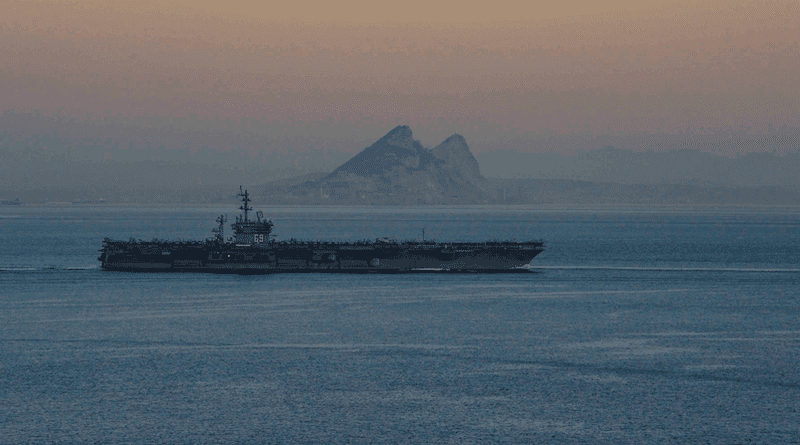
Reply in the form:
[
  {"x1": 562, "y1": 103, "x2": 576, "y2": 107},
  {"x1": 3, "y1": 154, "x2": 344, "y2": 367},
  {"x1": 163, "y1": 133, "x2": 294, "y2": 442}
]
[{"x1": 1, "y1": 205, "x2": 799, "y2": 443}]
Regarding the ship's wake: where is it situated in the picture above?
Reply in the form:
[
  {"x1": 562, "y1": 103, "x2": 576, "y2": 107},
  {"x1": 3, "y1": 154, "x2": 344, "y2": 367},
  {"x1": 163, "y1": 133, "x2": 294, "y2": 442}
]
[
  {"x1": 0, "y1": 265, "x2": 99, "y2": 272},
  {"x1": 532, "y1": 265, "x2": 800, "y2": 272}
]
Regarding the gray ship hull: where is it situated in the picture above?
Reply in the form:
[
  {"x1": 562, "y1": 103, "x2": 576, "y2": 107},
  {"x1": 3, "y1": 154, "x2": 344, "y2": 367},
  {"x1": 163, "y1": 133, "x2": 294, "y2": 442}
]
[{"x1": 100, "y1": 241, "x2": 545, "y2": 273}]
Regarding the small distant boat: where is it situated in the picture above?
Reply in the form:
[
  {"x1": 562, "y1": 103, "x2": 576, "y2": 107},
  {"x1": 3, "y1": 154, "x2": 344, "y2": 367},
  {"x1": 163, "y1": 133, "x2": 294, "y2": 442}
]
[
  {"x1": 1, "y1": 198, "x2": 21, "y2": 206},
  {"x1": 72, "y1": 198, "x2": 106, "y2": 205}
]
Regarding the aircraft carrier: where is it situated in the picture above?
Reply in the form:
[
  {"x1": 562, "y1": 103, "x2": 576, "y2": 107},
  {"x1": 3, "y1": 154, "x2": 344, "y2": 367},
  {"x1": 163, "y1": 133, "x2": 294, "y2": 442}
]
[{"x1": 98, "y1": 187, "x2": 545, "y2": 273}]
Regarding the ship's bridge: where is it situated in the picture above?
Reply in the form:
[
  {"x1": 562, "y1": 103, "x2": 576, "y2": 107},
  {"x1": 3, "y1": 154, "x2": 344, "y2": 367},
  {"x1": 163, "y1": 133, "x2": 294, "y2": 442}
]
[
  {"x1": 230, "y1": 186, "x2": 274, "y2": 245},
  {"x1": 232, "y1": 219, "x2": 273, "y2": 244}
]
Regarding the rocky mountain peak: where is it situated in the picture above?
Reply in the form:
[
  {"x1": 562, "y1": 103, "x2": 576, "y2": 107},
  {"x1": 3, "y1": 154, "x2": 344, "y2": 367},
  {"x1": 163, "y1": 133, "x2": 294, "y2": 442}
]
[
  {"x1": 284, "y1": 126, "x2": 494, "y2": 204},
  {"x1": 378, "y1": 125, "x2": 416, "y2": 150},
  {"x1": 432, "y1": 133, "x2": 482, "y2": 179},
  {"x1": 432, "y1": 133, "x2": 469, "y2": 158},
  {"x1": 326, "y1": 125, "x2": 426, "y2": 178}
]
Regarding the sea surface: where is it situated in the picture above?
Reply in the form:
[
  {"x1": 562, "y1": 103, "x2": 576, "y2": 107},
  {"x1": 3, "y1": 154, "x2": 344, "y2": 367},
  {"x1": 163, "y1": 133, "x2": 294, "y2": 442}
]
[{"x1": 1, "y1": 204, "x2": 799, "y2": 443}]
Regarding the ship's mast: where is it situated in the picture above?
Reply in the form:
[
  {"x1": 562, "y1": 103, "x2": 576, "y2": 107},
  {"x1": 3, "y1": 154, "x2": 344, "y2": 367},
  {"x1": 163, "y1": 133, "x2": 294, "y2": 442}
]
[
  {"x1": 237, "y1": 185, "x2": 252, "y2": 223},
  {"x1": 212, "y1": 214, "x2": 227, "y2": 242}
]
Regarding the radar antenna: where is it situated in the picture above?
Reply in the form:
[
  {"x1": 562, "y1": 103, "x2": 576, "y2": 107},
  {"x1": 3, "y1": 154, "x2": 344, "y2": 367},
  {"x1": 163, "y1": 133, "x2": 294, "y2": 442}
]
[{"x1": 237, "y1": 185, "x2": 252, "y2": 223}]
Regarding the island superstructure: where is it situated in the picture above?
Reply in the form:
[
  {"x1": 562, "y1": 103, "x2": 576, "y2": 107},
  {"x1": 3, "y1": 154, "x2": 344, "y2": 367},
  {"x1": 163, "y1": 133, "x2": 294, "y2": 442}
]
[{"x1": 98, "y1": 187, "x2": 545, "y2": 273}]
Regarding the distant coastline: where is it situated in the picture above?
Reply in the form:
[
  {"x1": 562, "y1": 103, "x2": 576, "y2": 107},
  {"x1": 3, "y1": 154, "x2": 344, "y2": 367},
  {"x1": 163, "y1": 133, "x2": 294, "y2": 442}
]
[{"x1": 3, "y1": 125, "x2": 799, "y2": 206}]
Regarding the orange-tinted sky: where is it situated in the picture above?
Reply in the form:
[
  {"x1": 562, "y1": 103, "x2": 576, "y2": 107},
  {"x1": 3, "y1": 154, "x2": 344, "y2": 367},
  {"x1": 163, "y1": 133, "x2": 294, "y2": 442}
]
[{"x1": 2, "y1": 0, "x2": 799, "y2": 153}]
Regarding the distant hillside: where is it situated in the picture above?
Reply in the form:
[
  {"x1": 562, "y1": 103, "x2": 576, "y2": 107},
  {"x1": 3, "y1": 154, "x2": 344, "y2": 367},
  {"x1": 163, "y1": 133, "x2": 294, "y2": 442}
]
[
  {"x1": 487, "y1": 178, "x2": 800, "y2": 206},
  {"x1": 255, "y1": 127, "x2": 800, "y2": 206},
  {"x1": 476, "y1": 146, "x2": 800, "y2": 191},
  {"x1": 5, "y1": 116, "x2": 799, "y2": 205},
  {"x1": 259, "y1": 126, "x2": 494, "y2": 204}
]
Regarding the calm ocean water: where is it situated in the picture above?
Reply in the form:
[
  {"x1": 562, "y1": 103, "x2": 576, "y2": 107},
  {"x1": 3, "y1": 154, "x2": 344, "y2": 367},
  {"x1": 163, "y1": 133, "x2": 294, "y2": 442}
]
[{"x1": 1, "y1": 205, "x2": 799, "y2": 443}]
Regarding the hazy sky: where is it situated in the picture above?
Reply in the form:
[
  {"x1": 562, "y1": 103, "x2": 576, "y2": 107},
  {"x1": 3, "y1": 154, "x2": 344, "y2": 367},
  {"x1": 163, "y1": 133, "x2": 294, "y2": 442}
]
[{"x1": 2, "y1": 0, "x2": 799, "y2": 155}]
